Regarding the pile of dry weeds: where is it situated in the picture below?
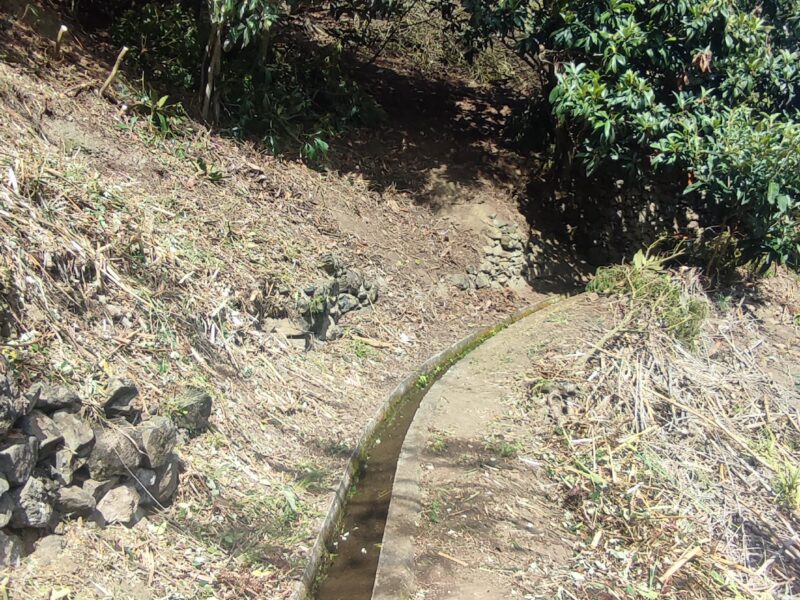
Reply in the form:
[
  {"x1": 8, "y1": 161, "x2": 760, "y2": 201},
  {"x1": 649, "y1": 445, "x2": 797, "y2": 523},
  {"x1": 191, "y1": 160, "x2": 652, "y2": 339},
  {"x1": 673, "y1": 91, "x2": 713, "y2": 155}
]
[{"x1": 524, "y1": 259, "x2": 800, "y2": 598}]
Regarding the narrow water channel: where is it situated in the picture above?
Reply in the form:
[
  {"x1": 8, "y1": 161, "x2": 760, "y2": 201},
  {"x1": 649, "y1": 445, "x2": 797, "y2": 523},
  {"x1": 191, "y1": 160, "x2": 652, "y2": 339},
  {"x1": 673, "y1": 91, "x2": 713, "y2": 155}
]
[
  {"x1": 314, "y1": 381, "x2": 429, "y2": 600},
  {"x1": 311, "y1": 299, "x2": 560, "y2": 599}
]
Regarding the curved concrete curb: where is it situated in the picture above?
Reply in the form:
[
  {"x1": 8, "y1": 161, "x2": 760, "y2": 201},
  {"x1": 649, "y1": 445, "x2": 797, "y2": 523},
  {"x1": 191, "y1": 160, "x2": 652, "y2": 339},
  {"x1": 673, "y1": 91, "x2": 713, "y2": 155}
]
[
  {"x1": 291, "y1": 296, "x2": 564, "y2": 600},
  {"x1": 371, "y1": 295, "x2": 576, "y2": 599}
]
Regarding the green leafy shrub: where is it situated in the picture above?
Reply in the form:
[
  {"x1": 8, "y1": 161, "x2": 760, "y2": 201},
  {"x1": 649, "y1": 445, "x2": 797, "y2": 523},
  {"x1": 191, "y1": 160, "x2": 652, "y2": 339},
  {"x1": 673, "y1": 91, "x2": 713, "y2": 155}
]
[
  {"x1": 109, "y1": 1, "x2": 380, "y2": 160},
  {"x1": 450, "y1": 0, "x2": 800, "y2": 270},
  {"x1": 112, "y1": 3, "x2": 201, "y2": 90}
]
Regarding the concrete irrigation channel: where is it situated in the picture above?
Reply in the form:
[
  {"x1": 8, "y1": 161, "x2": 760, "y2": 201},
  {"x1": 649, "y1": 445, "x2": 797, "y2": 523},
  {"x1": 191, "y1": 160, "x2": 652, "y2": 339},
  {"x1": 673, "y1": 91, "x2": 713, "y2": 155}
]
[{"x1": 291, "y1": 295, "x2": 569, "y2": 600}]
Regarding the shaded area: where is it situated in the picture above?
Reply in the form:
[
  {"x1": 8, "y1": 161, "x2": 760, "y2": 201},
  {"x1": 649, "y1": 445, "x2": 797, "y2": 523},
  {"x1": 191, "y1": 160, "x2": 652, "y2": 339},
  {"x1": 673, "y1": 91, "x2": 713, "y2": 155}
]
[{"x1": 330, "y1": 56, "x2": 530, "y2": 207}]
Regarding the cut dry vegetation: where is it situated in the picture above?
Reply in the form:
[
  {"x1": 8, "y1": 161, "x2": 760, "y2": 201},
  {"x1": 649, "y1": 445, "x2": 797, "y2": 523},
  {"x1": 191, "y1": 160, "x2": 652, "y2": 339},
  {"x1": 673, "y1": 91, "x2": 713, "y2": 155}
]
[
  {"x1": 510, "y1": 266, "x2": 800, "y2": 598},
  {"x1": 0, "y1": 11, "x2": 538, "y2": 598}
]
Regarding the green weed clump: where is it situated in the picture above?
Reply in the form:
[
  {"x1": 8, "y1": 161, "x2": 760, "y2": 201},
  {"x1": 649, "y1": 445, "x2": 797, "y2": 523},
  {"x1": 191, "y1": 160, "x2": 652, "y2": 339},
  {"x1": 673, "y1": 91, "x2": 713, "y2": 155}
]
[{"x1": 587, "y1": 249, "x2": 708, "y2": 347}]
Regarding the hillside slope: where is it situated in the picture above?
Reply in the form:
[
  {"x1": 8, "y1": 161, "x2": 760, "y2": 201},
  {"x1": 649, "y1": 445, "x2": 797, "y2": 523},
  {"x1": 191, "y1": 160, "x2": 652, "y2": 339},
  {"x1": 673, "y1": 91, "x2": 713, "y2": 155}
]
[{"x1": 0, "y1": 9, "x2": 550, "y2": 598}]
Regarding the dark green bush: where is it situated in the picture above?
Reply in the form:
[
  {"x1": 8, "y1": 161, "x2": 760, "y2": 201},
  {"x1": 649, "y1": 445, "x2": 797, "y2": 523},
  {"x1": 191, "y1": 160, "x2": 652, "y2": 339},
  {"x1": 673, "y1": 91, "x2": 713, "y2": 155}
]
[
  {"x1": 449, "y1": 0, "x2": 800, "y2": 270},
  {"x1": 112, "y1": 3, "x2": 202, "y2": 90},
  {"x1": 109, "y1": 1, "x2": 380, "y2": 160}
]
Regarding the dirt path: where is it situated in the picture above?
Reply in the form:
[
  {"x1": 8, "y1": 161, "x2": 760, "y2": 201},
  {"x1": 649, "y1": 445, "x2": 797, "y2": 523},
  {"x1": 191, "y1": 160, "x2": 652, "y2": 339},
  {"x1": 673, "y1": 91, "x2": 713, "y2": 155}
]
[{"x1": 373, "y1": 295, "x2": 607, "y2": 599}]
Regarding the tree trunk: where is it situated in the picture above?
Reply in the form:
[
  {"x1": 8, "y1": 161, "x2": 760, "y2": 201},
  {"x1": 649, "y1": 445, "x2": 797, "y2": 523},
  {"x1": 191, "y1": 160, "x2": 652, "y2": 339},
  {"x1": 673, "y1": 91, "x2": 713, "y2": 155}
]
[{"x1": 201, "y1": 23, "x2": 222, "y2": 123}]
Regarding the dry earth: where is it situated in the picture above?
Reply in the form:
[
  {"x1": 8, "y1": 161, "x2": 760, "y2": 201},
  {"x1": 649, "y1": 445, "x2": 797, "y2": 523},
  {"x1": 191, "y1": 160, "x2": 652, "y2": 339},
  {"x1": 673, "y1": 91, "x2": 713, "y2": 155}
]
[
  {"x1": 0, "y1": 4, "x2": 566, "y2": 598},
  {"x1": 0, "y1": 3, "x2": 798, "y2": 600}
]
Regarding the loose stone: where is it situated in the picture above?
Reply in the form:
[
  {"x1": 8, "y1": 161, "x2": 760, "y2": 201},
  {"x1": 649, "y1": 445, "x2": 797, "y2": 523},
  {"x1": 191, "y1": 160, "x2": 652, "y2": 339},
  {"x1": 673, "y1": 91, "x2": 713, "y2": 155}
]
[
  {"x1": 20, "y1": 411, "x2": 63, "y2": 457},
  {"x1": 0, "y1": 435, "x2": 38, "y2": 486}
]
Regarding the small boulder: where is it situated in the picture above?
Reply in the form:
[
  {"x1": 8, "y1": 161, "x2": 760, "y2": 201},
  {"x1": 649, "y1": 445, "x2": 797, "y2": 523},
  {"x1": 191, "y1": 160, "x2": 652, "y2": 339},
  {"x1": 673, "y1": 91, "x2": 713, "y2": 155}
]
[
  {"x1": 449, "y1": 273, "x2": 473, "y2": 291},
  {"x1": 52, "y1": 411, "x2": 95, "y2": 457},
  {"x1": 104, "y1": 378, "x2": 138, "y2": 419},
  {"x1": 87, "y1": 428, "x2": 141, "y2": 479},
  {"x1": 30, "y1": 535, "x2": 64, "y2": 567},
  {"x1": 474, "y1": 273, "x2": 491, "y2": 289},
  {"x1": 486, "y1": 226, "x2": 503, "y2": 240},
  {"x1": 0, "y1": 434, "x2": 38, "y2": 485},
  {"x1": 82, "y1": 478, "x2": 117, "y2": 502},
  {"x1": 97, "y1": 483, "x2": 140, "y2": 525},
  {"x1": 336, "y1": 269, "x2": 363, "y2": 294},
  {"x1": 56, "y1": 486, "x2": 96, "y2": 516},
  {"x1": 0, "y1": 531, "x2": 21, "y2": 567},
  {"x1": 319, "y1": 253, "x2": 345, "y2": 276},
  {"x1": 0, "y1": 493, "x2": 14, "y2": 527},
  {"x1": 10, "y1": 476, "x2": 55, "y2": 528},
  {"x1": 26, "y1": 382, "x2": 80, "y2": 413},
  {"x1": 169, "y1": 388, "x2": 212, "y2": 434},
  {"x1": 337, "y1": 293, "x2": 360, "y2": 314},
  {"x1": 20, "y1": 411, "x2": 63, "y2": 457},
  {"x1": 325, "y1": 323, "x2": 343, "y2": 341},
  {"x1": 500, "y1": 234, "x2": 522, "y2": 251},
  {"x1": 142, "y1": 454, "x2": 180, "y2": 506},
  {"x1": 44, "y1": 447, "x2": 86, "y2": 487},
  {"x1": 135, "y1": 416, "x2": 177, "y2": 468},
  {"x1": 0, "y1": 473, "x2": 8, "y2": 496},
  {"x1": 131, "y1": 467, "x2": 156, "y2": 500}
]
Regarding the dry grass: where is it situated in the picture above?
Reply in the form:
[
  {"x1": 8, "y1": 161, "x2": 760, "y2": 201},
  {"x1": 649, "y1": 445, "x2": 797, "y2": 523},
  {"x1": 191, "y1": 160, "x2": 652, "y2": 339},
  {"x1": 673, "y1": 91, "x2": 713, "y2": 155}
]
[
  {"x1": 514, "y1": 269, "x2": 800, "y2": 598},
  {"x1": 0, "y1": 9, "x2": 525, "y2": 598}
]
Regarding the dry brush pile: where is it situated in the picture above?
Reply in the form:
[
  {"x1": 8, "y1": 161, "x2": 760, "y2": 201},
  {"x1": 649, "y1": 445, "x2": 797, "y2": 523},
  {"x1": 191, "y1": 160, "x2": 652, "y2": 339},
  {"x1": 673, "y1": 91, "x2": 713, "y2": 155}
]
[{"x1": 519, "y1": 256, "x2": 800, "y2": 598}]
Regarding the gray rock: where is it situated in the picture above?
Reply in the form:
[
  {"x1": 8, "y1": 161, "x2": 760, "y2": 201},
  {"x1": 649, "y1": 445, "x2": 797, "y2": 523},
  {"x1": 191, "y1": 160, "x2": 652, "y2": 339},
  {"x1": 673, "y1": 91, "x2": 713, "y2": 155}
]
[
  {"x1": 97, "y1": 483, "x2": 140, "y2": 525},
  {"x1": 489, "y1": 245, "x2": 505, "y2": 257},
  {"x1": 325, "y1": 323, "x2": 343, "y2": 341},
  {"x1": 44, "y1": 447, "x2": 85, "y2": 487},
  {"x1": 337, "y1": 294, "x2": 360, "y2": 313},
  {"x1": 52, "y1": 411, "x2": 95, "y2": 457},
  {"x1": 319, "y1": 253, "x2": 345, "y2": 276},
  {"x1": 104, "y1": 378, "x2": 138, "y2": 419},
  {"x1": 449, "y1": 274, "x2": 472, "y2": 291},
  {"x1": 135, "y1": 416, "x2": 177, "y2": 469},
  {"x1": 337, "y1": 269, "x2": 363, "y2": 294},
  {"x1": 314, "y1": 313, "x2": 339, "y2": 342},
  {"x1": 500, "y1": 235, "x2": 523, "y2": 251},
  {"x1": 131, "y1": 467, "x2": 156, "y2": 502},
  {"x1": 486, "y1": 226, "x2": 503, "y2": 240},
  {"x1": 82, "y1": 478, "x2": 117, "y2": 502},
  {"x1": 0, "y1": 473, "x2": 8, "y2": 496},
  {"x1": 169, "y1": 388, "x2": 212, "y2": 434},
  {"x1": 0, "y1": 531, "x2": 21, "y2": 567},
  {"x1": 56, "y1": 486, "x2": 96, "y2": 516},
  {"x1": 0, "y1": 434, "x2": 38, "y2": 485},
  {"x1": 474, "y1": 274, "x2": 491, "y2": 289},
  {"x1": 20, "y1": 411, "x2": 63, "y2": 457},
  {"x1": 10, "y1": 476, "x2": 55, "y2": 528},
  {"x1": 142, "y1": 455, "x2": 180, "y2": 506},
  {"x1": 26, "y1": 382, "x2": 80, "y2": 413},
  {"x1": 87, "y1": 428, "x2": 141, "y2": 479},
  {"x1": 0, "y1": 493, "x2": 13, "y2": 527},
  {"x1": 30, "y1": 535, "x2": 64, "y2": 566},
  {"x1": 268, "y1": 318, "x2": 306, "y2": 339},
  {"x1": 365, "y1": 286, "x2": 378, "y2": 305}
]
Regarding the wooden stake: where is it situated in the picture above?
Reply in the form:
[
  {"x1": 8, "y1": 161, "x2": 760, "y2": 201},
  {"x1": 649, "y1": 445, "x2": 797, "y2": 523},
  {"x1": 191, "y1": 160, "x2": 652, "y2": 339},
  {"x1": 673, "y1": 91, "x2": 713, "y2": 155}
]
[
  {"x1": 437, "y1": 551, "x2": 468, "y2": 567},
  {"x1": 659, "y1": 546, "x2": 701, "y2": 584},
  {"x1": 99, "y1": 46, "x2": 129, "y2": 97},
  {"x1": 54, "y1": 25, "x2": 68, "y2": 58}
]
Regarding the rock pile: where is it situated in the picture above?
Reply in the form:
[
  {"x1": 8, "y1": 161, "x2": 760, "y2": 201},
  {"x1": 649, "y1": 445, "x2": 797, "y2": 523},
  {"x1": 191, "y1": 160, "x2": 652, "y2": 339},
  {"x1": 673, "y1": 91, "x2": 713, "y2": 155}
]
[
  {"x1": 295, "y1": 254, "x2": 379, "y2": 341},
  {"x1": 452, "y1": 219, "x2": 530, "y2": 290},
  {"x1": 0, "y1": 361, "x2": 211, "y2": 565}
]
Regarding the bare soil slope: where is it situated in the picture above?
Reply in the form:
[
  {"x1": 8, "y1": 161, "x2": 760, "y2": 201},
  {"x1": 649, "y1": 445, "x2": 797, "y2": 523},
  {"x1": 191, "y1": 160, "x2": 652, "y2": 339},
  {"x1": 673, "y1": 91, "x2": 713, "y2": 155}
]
[{"x1": 0, "y1": 6, "x2": 548, "y2": 598}]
